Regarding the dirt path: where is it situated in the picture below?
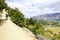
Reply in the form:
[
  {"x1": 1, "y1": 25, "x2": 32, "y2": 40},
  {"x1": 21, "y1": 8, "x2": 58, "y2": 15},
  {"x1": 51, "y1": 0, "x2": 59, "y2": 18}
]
[{"x1": 0, "y1": 18, "x2": 37, "y2": 40}]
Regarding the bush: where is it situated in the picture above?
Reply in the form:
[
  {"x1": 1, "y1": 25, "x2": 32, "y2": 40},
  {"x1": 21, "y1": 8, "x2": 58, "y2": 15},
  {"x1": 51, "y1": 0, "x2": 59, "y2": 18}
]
[
  {"x1": 36, "y1": 28, "x2": 45, "y2": 35},
  {"x1": 8, "y1": 8, "x2": 26, "y2": 27},
  {"x1": 47, "y1": 29, "x2": 53, "y2": 34}
]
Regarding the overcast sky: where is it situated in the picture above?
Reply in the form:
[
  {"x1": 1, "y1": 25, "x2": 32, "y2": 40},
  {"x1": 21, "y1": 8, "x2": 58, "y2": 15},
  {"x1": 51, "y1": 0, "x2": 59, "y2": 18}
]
[{"x1": 6, "y1": 0, "x2": 60, "y2": 18}]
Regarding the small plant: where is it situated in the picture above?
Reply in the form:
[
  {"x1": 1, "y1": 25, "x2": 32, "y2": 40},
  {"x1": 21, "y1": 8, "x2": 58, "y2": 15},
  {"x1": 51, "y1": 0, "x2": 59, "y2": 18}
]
[{"x1": 47, "y1": 29, "x2": 53, "y2": 34}]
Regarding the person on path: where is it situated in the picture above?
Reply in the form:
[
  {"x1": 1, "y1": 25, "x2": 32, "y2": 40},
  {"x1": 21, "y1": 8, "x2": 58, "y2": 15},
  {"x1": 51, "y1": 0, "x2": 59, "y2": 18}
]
[{"x1": 3, "y1": 9, "x2": 8, "y2": 20}]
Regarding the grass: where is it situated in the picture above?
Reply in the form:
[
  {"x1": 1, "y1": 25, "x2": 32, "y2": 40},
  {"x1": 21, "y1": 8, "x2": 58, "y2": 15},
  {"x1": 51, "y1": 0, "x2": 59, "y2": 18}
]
[
  {"x1": 28, "y1": 25, "x2": 35, "y2": 30},
  {"x1": 47, "y1": 27, "x2": 60, "y2": 34}
]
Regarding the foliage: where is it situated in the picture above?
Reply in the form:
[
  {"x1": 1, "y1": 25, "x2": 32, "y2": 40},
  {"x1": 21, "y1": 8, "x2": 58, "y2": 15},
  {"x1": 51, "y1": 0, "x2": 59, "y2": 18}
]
[
  {"x1": 8, "y1": 8, "x2": 26, "y2": 27},
  {"x1": 52, "y1": 34, "x2": 60, "y2": 40},
  {"x1": 47, "y1": 29, "x2": 53, "y2": 34},
  {"x1": 57, "y1": 34, "x2": 60, "y2": 40},
  {"x1": 36, "y1": 28, "x2": 45, "y2": 35},
  {"x1": 26, "y1": 18, "x2": 37, "y2": 26},
  {"x1": 0, "y1": 0, "x2": 60, "y2": 40},
  {"x1": 0, "y1": 0, "x2": 7, "y2": 11},
  {"x1": 27, "y1": 22, "x2": 45, "y2": 35}
]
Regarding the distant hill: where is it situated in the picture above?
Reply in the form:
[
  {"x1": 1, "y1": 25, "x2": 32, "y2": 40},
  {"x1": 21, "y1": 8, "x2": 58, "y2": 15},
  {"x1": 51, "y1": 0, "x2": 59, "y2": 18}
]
[{"x1": 32, "y1": 13, "x2": 60, "y2": 22}]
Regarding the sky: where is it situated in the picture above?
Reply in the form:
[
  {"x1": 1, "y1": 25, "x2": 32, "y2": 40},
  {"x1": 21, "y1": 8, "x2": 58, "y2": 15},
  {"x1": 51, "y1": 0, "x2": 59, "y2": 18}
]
[{"x1": 5, "y1": 0, "x2": 60, "y2": 18}]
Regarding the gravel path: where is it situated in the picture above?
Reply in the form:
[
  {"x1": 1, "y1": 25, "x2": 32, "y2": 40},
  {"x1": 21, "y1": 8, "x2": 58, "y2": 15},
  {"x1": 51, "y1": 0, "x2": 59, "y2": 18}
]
[{"x1": 0, "y1": 18, "x2": 37, "y2": 40}]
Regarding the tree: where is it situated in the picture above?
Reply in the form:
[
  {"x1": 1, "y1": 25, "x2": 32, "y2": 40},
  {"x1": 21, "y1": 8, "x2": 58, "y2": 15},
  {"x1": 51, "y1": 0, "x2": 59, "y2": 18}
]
[
  {"x1": 0, "y1": 0, "x2": 7, "y2": 11},
  {"x1": 28, "y1": 18, "x2": 37, "y2": 25},
  {"x1": 8, "y1": 8, "x2": 25, "y2": 27}
]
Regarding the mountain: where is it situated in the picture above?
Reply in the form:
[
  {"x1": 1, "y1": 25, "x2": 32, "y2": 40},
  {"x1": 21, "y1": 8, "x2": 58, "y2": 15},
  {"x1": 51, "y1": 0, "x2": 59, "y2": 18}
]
[{"x1": 32, "y1": 13, "x2": 60, "y2": 21}]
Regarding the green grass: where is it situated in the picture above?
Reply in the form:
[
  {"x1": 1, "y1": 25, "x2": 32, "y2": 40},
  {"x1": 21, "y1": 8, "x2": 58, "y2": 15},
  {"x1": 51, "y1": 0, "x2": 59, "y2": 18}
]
[{"x1": 28, "y1": 25, "x2": 35, "y2": 30}]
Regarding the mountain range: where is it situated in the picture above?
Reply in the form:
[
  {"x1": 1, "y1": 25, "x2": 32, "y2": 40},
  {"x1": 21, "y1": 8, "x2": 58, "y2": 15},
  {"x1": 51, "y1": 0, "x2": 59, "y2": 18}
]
[{"x1": 32, "y1": 13, "x2": 60, "y2": 22}]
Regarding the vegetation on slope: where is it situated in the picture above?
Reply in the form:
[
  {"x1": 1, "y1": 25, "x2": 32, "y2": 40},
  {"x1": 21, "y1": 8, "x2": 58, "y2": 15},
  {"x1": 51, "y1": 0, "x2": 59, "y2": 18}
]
[
  {"x1": 0, "y1": 0, "x2": 60, "y2": 40},
  {"x1": 0, "y1": 0, "x2": 7, "y2": 11}
]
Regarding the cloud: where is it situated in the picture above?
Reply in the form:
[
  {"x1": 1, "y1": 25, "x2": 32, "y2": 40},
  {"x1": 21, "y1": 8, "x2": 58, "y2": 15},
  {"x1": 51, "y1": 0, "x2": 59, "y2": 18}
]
[{"x1": 6, "y1": 0, "x2": 60, "y2": 18}]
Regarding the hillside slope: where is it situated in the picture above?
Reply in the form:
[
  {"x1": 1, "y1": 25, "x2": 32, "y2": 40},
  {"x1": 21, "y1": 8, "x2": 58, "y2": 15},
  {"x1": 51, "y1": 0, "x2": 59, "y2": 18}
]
[{"x1": 0, "y1": 18, "x2": 37, "y2": 40}]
